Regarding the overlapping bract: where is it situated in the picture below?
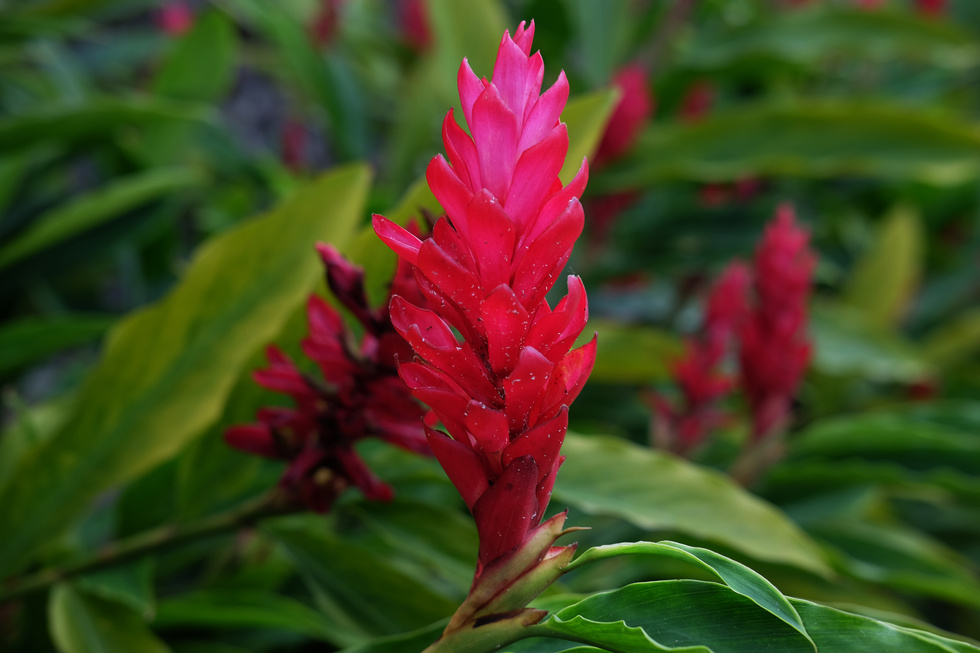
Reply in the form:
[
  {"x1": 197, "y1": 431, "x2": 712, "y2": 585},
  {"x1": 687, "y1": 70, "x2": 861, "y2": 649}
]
[
  {"x1": 373, "y1": 21, "x2": 595, "y2": 576},
  {"x1": 224, "y1": 244, "x2": 429, "y2": 513}
]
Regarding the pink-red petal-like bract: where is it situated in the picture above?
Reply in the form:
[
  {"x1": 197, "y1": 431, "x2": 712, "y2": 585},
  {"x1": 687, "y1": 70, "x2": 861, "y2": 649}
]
[{"x1": 373, "y1": 21, "x2": 594, "y2": 579}]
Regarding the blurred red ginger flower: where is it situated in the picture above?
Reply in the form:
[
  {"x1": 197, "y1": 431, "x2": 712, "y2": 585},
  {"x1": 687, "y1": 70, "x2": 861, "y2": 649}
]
[
  {"x1": 224, "y1": 243, "x2": 430, "y2": 513},
  {"x1": 310, "y1": 0, "x2": 346, "y2": 48},
  {"x1": 740, "y1": 204, "x2": 816, "y2": 442},
  {"x1": 156, "y1": 1, "x2": 194, "y2": 37},
  {"x1": 653, "y1": 263, "x2": 751, "y2": 454},
  {"x1": 373, "y1": 20, "x2": 595, "y2": 633},
  {"x1": 399, "y1": 0, "x2": 433, "y2": 52},
  {"x1": 594, "y1": 64, "x2": 653, "y2": 168},
  {"x1": 915, "y1": 0, "x2": 945, "y2": 17}
]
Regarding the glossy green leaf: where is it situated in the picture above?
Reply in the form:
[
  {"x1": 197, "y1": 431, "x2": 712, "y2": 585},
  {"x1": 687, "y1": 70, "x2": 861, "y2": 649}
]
[
  {"x1": 789, "y1": 598, "x2": 980, "y2": 653},
  {"x1": 810, "y1": 303, "x2": 932, "y2": 383},
  {"x1": 539, "y1": 580, "x2": 813, "y2": 652},
  {"x1": 581, "y1": 319, "x2": 682, "y2": 384},
  {"x1": 0, "y1": 164, "x2": 369, "y2": 580},
  {"x1": 553, "y1": 434, "x2": 833, "y2": 577},
  {"x1": 0, "y1": 167, "x2": 206, "y2": 270},
  {"x1": 49, "y1": 583, "x2": 172, "y2": 653},
  {"x1": 843, "y1": 206, "x2": 923, "y2": 328},
  {"x1": 603, "y1": 102, "x2": 980, "y2": 190},
  {"x1": 0, "y1": 314, "x2": 114, "y2": 376},
  {"x1": 568, "y1": 541, "x2": 810, "y2": 642},
  {"x1": 0, "y1": 97, "x2": 211, "y2": 151},
  {"x1": 76, "y1": 558, "x2": 156, "y2": 618},
  {"x1": 677, "y1": 7, "x2": 979, "y2": 72},
  {"x1": 154, "y1": 589, "x2": 338, "y2": 641},
  {"x1": 269, "y1": 521, "x2": 460, "y2": 647}
]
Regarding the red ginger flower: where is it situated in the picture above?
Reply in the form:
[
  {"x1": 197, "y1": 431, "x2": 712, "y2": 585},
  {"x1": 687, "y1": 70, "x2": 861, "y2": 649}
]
[
  {"x1": 224, "y1": 244, "x2": 429, "y2": 513},
  {"x1": 156, "y1": 2, "x2": 194, "y2": 37},
  {"x1": 373, "y1": 21, "x2": 595, "y2": 581},
  {"x1": 654, "y1": 263, "x2": 751, "y2": 453},
  {"x1": 594, "y1": 64, "x2": 653, "y2": 168},
  {"x1": 739, "y1": 204, "x2": 815, "y2": 441},
  {"x1": 915, "y1": 0, "x2": 945, "y2": 17}
]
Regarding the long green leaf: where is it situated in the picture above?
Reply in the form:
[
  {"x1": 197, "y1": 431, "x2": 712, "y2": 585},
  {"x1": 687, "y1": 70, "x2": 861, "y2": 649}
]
[
  {"x1": 49, "y1": 583, "x2": 172, "y2": 653},
  {"x1": 0, "y1": 167, "x2": 206, "y2": 270},
  {"x1": 580, "y1": 319, "x2": 682, "y2": 384},
  {"x1": 677, "y1": 6, "x2": 979, "y2": 72},
  {"x1": 567, "y1": 541, "x2": 810, "y2": 643},
  {"x1": 152, "y1": 11, "x2": 236, "y2": 102},
  {"x1": 0, "y1": 164, "x2": 369, "y2": 580},
  {"x1": 553, "y1": 434, "x2": 833, "y2": 577},
  {"x1": 602, "y1": 102, "x2": 980, "y2": 190},
  {"x1": 0, "y1": 97, "x2": 212, "y2": 151}
]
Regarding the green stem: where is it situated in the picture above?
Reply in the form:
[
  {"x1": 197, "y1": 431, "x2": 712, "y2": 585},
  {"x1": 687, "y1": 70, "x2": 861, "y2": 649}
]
[{"x1": 0, "y1": 490, "x2": 296, "y2": 602}]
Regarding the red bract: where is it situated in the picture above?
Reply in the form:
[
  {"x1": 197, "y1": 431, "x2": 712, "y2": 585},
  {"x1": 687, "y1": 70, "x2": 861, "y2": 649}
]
[
  {"x1": 310, "y1": 0, "x2": 346, "y2": 47},
  {"x1": 594, "y1": 64, "x2": 653, "y2": 168},
  {"x1": 399, "y1": 0, "x2": 432, "y2": 52},
  {"x1": 224, "y1": 245, "x2": 429, "y2": 513},
  {"x1": 373, "y1": 21, "x2": 594, "y2": 582},
  {"x1": 654, "y1": 263, "x2": 750, "y2": 453},
  {"x1": 739, "y1": 204, "x2": 815, "y2": 441},
  {"x1": 915, "y1": 0, "x2": 945, "y2": 17}
]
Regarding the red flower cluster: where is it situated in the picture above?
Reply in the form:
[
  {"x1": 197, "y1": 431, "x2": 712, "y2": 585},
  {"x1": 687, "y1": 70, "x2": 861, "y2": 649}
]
[
  {"x1": 156, "y1": 2, "x2": 194, "y2": 37},
  {"x1": 373, "y1": 21, "x2": 595, "y2": 579},
  {"x1": 653, "y1": 263, "x2": 750, "y2": 453},
  {"x1": 224, "y1": 244, "x2": 430, "y2": 512},
  {"x1": 740, "y1": 204, "x2": 816, "y2": 441}
]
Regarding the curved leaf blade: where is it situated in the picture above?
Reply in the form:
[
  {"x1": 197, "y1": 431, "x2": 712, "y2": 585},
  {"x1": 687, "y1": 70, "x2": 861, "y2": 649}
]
[{"x1": 554, "y1": 434, "x2": 833, "y2": 577}]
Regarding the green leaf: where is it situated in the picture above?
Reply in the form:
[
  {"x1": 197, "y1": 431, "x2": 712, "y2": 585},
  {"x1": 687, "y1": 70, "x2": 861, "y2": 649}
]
[
  {"x1": 924, "y1": 308, "x2": 980, "y2": 368},
  {"x1": 49, "y1": 583, "x2": 172, "y2": 653},
  {"x1": 789, "y1": 598, "x2": 980, "y2": 653},
  {"x1": 0, "y1": 314, "x2": 115, "y2": 376},
  {"x1": 561, "y1": 88, "x2": 620, "y2": 186},
  {"x1": 567, "y1": 541, "x2": 810, "y2": 643},
  {"x1": 810, "y1": 303, "x2": 932, "y2": 383},
  {"x1": 0, "y1": 167, "x2": 206, "y2": 270},
  {"x1": 153, "y1": 589, "x2": 338, "y2": 641},
  {"x1": 561, "y1": 0, "x2": 633, "y2": 86},
  {"x1": 581, "y1": 319, "x2": 682, "y2": 384},
  {"x1": 540, "y1": 580, "x2": 814, "y2": 652},
  {"x1": 602, "y1": 102, "x2": 980, "y2": 190},
  {"x1": 76, "y1": 558, "x2": 156, "y2": 618},
  {"x1": 269, "y1": 521, "x2": 460, "y2": 646},
  {"x1": 0, "y1": 97, "x2": 212, "y2": 151},
  {"x1": 553, "y1": 434, "x2": 833, "y2": 577},
  {"x1": 0, "y1": 164, "x2": 369, "y2": 580},
  {"x1": 677, "y1": 7, "x2": 979, "y2": 72},
  {"x1": 152, "y1": 11, "x2": 236, "y2": 102},
  {"x1": 843, "y1": 206, "x2": 923, "y2": 328}
]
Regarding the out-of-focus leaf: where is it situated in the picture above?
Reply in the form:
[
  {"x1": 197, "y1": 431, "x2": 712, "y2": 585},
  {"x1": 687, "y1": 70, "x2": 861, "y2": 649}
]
[
  {"x1": 553, "y1": 434, "x2": 833, "y2": 577},
  {"x1": 578, "y1": 318, "x2": 682, "y2": 384},
  {"x1": 924, "y1": 308, "x2": 980, "y2": 368},
  {"x1": 152, "y1": 11, "x2": 236, "y2": 102},
  {"x1": 426, "y1": 0, "x2": 508, "y2": 89},
  {"x1": 49, "y1": 583, "x2": 172, "y2": 653},
  {"x1": 76, "y1": 558, "x2": 156, "y2": 618},
  {"x1": 568, "y1": 541, "x2": 810, "y2": 641},
  {"x1": 678, "y1": 7, "x2": 979, "y2": 72},
  {"x1": 788, "y1": 413, "x2": 980, "y2": 475},
  {"x1": 0, "y1": 164, "x2": 369, "y2": 580},
  {"x1": 810, "y1": 303, "x2": 932, "y2": 383},
  {"x1": 153, "y1": 589, "x2": 338, "y2": 641},
  {"x1": 269, "y1": 522, "x2": 460, "y2": 647},
  {"x1": 0, "y1": 167, "x2": 206, "y2": 270},
  {"x1": 604, "y1": 102, "x2": 980, "y2": 190},
  {"x1": 808, "y1": 520, "x2": 980, "y2": 609},
  {"x1": 0, "y1": 97, "x2": 212, "y2": 151},
  {"x1": 0, "y1": 314, "x2": 115, "y2": 376},
  {"x1": 560, "y1": 0, "x2": 632, "y2": 87},
  {"x1": 0, "y1": 394, "x2": 72, "y2": 488},
  {"x1": 843, "y1": 206, "x2": 923, "y2": 328},
  {"x1": 337, "y1": 621, "x2": 447, "y2": 653},
  {"x1": 561, "y1": 88, "x2": 619, "y2": 185}
]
